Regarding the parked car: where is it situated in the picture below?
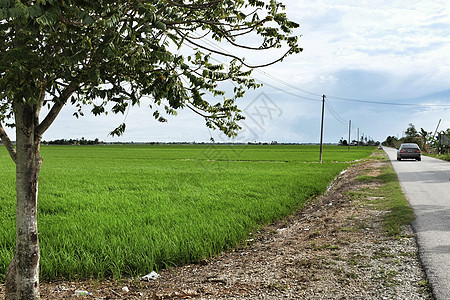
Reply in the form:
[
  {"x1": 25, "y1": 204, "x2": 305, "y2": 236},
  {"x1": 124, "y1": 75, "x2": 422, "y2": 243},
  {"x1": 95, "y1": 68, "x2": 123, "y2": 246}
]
[{"x1": 397, "y1": 143, "x2": 421, "y2": 161}]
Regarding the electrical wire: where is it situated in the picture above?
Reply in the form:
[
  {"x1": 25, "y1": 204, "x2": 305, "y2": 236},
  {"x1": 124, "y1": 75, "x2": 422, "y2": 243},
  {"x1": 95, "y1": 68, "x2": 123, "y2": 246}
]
[
  {"x1": 252, "y1": 78, "x2": 322, "y2": 102},
  {"x1": 183, "y1": 32, "x2": 450, "y2": 113},
  {"x1": 326, "y1": 94, "x2": 450, "y2": 107},
  {"x1": 183, "y1": 41, "x2": 321, "y2": 102},
  {"x1": 325, "y1": 99, "x2": 347, "y2": 125},
  {"x1": 253, "y1": 69, "x2": 323, "y2": 97},
  {"x1": 187, "y1": 32, "x2": 323, "y2": 100}
]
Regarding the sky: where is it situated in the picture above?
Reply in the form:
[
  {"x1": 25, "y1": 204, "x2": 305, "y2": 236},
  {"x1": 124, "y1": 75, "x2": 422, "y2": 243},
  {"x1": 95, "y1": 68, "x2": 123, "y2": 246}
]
[{"x1": 4, "y1": 0, "x2": 450, "y2": 144}]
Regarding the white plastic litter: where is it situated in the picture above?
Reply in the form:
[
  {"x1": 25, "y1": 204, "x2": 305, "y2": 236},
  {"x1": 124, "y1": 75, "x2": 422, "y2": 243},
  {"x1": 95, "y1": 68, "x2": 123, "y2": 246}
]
[
  {"x1": 122, "y1": 286, "x2": 130, "y2": 293},
  {"x1": 74, "y1": 290, "x2": 91, "y2": 296},
  {"x1": 140, "y1": 271, "x2": 160, "y2": 281}
]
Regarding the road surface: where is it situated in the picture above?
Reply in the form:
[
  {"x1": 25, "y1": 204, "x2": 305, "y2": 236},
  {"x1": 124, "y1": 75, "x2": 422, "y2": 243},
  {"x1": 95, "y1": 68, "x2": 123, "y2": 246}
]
[{"x1": 384, "y1": 147, "x2": 450, "y2": 300}]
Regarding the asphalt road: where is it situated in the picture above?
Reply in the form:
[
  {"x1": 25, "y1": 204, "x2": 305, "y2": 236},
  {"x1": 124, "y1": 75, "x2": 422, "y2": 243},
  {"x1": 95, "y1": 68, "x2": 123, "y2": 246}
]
[{"x1": 384, "y1": 147, "x2": 450, "y2": 300}]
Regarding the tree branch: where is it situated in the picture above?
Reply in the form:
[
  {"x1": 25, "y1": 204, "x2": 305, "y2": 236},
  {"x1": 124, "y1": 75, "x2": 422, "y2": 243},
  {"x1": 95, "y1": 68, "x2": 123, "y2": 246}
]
[
  {"x1": 34, "y1": 78, "x2": 48, "y2": 126},
  {"x1": 36, "y1": 102, "x2": 65, "y2": 137},
  {"x1": 36, "y1": 83, "x2": 78, "y2": 136},
  {"x1": 186, "y1": 103, "x2": 227, "y2": 119},
  {"x1": 182, "y1": 34, "x2": 296, "y2": 68},
  {"x1": 161, "y1": 0, "x2": 221, "y2": 9},
  {"x1": 186, "y1": 103, "x2": 214, "y2": 118},
  {"x1": 0, "y1": 121, "x2": 16, "y2": 164},
  {"x1": 186, "y1": 28, "x2": 277, "y2": 51}
]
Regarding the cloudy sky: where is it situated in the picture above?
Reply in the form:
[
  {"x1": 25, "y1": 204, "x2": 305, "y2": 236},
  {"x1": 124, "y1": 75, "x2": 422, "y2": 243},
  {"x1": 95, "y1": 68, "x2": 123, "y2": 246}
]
[{"x1": 5, "y1": 0, "x2": 450, "y2": 143}]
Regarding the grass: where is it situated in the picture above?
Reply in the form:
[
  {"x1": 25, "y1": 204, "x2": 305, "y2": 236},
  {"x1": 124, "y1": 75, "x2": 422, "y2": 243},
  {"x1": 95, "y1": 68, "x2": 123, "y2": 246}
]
[
  {"x1": 425, "y1": 153, "x2": 450, "y2": 162},
  {"x1": 418, "y1": 279, "x2": 433, "y2": 294},
  {"x1": 355, "y1": 150, "x2": 415, "y2": 237},
  {"x1": 0, "y1": 144, "x2": 374, "y2": 282}
]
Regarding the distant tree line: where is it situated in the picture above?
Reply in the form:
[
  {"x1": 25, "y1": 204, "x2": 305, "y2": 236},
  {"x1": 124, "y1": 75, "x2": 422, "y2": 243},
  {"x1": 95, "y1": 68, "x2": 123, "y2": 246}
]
[
  {"x1": 42, "y1": 137, "x2": 102, "y2": 145},
  {"x1": 339, "y1": 138, "x2": 380, "y2": 147}
]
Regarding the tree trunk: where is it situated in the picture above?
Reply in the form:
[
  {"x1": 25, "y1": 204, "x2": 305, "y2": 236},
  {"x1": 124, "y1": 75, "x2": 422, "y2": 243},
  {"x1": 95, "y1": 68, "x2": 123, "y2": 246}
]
[{"x1": 5, "y1": 102, "x2": 42, "y2": 300}]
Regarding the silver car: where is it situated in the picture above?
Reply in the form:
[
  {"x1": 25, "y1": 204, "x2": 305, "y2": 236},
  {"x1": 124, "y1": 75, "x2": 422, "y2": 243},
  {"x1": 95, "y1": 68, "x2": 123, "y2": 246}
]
[{"x1": 397, "y1": 143, "x2": 421, "y2": 161}]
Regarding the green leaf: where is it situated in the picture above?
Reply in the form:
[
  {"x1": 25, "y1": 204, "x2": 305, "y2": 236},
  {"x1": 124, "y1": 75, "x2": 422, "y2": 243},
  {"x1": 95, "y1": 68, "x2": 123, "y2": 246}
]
[
  {"x1": 82, "y1": 13, "x2": 94, "y2": 25},
  {"x1": 28, "y1": 5, "x2": 43, "y2": 18},
  {"x1": 0, "y1": 0, "x2": 13, "y2": 9},
  {"x1": 109, "y1": 123, "x2": 126, "y2": 137}
]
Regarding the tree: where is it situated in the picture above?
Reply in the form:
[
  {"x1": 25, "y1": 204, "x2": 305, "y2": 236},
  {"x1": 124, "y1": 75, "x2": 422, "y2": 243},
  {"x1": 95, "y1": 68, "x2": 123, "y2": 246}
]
[
  {"x1": 0, "y1": 1, "x2": 301, "y2": 299},
  {"x1": 404, "y1": 123, "x2": 419, "y2": 143},
  {"x1": 382, "y1": 135, "x2": 399, "y2": 148},
  {"x1": 338, "y1": 138, "x2": 347, "y2": 146},
  {"x1": 419, "y1": 127, "x2": 432, "y2": 152}
]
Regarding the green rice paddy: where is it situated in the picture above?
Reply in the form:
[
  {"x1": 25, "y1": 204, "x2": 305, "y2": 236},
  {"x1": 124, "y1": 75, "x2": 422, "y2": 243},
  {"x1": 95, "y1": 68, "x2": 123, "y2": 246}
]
[{"x1": 0, "y1": 144, "x2": 374, "y2": 281}]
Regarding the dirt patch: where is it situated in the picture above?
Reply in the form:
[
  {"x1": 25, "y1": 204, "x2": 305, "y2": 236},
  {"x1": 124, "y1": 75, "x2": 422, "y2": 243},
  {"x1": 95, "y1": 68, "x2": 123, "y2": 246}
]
[{"x1": 0, "y1": 159, "x2": 432, "y2": 299}]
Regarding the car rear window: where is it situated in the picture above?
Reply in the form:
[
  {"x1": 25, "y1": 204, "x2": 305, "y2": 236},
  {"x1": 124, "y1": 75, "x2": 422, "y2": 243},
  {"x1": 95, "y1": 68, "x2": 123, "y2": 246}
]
[{"x1": 402, "y1": 144, "x2": 419, "y2": 149}]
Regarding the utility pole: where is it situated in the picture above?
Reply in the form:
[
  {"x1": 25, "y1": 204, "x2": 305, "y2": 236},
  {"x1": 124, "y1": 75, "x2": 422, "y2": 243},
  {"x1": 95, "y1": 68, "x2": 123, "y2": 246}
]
[
  {"x1": 432, "y1": 119, "x2": 442, "y2": 140},
  {"x1": 348, "y1": 120, "x2": 351, "y2": 152},
  {"x1": 319, "y1": 95, "x2": 325, "y2": 163},
  {"x1": 357, "y1": 128, "x2": 360, "y2": 149}
]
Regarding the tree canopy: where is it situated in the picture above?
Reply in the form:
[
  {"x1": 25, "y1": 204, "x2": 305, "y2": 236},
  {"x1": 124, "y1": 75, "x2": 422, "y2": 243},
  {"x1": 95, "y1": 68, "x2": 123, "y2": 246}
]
[
  {"x1": 404, "y1": 123, "x2": 419, "y2": 143},
  {"x1": 0, "y1": 0, "x2": 301, "y2": 141}
]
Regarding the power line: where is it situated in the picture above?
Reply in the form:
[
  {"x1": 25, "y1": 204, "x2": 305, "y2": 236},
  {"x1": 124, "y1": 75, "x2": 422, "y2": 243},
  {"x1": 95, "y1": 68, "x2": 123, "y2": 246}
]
[
  {"x1": 325, "y1": 99, "x2": 347, "y2": 125},
  {"x1": 252, "y1": 78, "x2": 321, "y2": 102},
  {"x1": 326, "y1": 95, "x2": 450, "y2": 107},
  {"x1": 183, "y1": 33, "x2": 450, "y2": 109},
  {"x1": 187, "y1": 32, "x2": 324, "y2": 100},
  {"x1": 183, "y1": 41, "x2": 321, "y2": 103},
  {"x1": 253, "y1": 69, "x2": 323, "y2": 97}
]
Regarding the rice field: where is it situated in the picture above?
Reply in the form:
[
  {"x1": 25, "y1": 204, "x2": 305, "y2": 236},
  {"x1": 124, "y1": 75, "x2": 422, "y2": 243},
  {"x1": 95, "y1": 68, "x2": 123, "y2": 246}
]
[{"x1": 0, "y1": 144, "x2": 374, "y2": 281}]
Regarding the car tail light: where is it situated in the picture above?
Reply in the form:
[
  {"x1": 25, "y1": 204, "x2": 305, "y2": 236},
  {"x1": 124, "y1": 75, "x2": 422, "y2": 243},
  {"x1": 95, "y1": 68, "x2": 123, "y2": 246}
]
[
  {"x1": 400, "y1": 150, "x2": 405, "y2": 153},
  {"x1": 416, "y1": 150, "x2": 421, "y2": 153}
]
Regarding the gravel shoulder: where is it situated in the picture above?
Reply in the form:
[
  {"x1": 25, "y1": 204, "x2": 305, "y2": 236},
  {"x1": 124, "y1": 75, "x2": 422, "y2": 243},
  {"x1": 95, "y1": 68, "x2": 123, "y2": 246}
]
[{"x1": 1, "y1": 157, "x2": 433, "y2": 299}]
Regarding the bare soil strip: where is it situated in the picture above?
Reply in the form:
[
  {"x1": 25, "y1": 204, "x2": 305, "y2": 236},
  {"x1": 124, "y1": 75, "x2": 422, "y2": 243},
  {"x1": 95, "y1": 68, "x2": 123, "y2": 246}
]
[{"x1": 1, "y1": 159, "x2": 433, "y2": 299}]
